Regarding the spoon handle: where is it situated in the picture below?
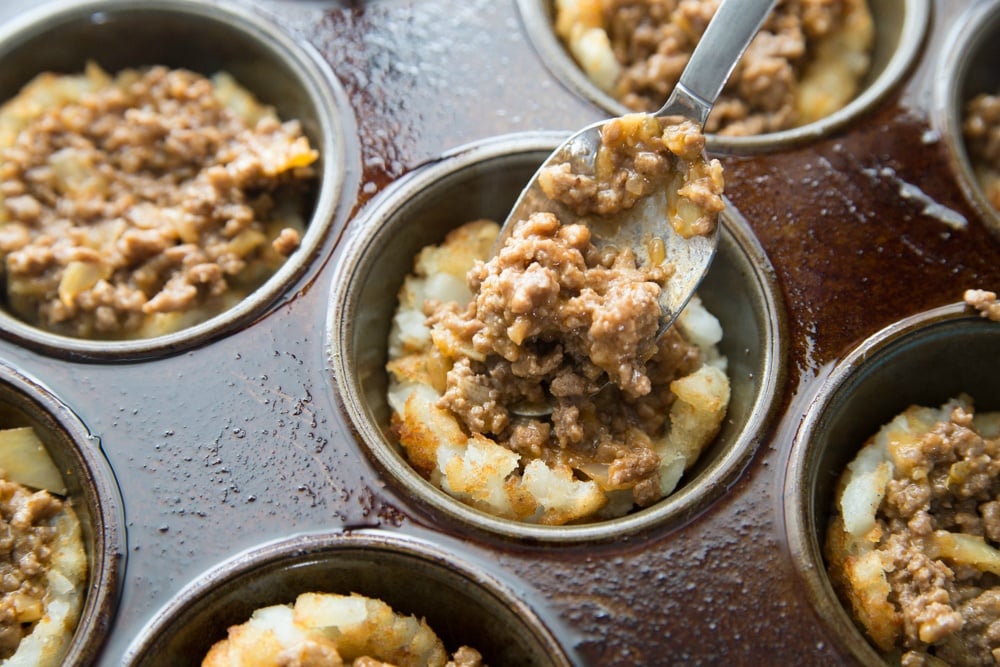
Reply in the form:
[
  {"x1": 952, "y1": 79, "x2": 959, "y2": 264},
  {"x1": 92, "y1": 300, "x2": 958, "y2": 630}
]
[{"x1": 657, "y1": 0, "x2": 778, "y2": 126}]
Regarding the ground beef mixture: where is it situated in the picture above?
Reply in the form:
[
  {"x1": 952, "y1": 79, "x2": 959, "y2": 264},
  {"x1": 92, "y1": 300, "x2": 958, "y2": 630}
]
[
  {"x1": 556, "y1": 0, "x2": 873, "y2": 136},
  {"x1": 826, "y1": 399, "x2": 1000, "y2": 666},
  {"x1": 430, "y1": 212, "x2": 703, "y2": 502},
  {"x1": 0, "y1": 63, "x2": 317, "y2": 339},
  {"x1": 420, "y1": 116, "x2": 723, "y2": 508},
  {"x1": 0, "y1": 474, "x2": 66, "y2": 658},
  {"x1": 964, "y1": 93, "x2": 1000, "y2": 212}
]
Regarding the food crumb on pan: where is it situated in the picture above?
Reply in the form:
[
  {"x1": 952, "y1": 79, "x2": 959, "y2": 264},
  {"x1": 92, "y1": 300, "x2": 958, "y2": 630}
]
[
  {"x1": 0, "y1": 426, "x2": 87, "y2": 667},
  {"x1": 553, "y1": 0, "x2": 874, "y2": 136},
  {"x1": 0, "y1": 61, "x2": 318, "y2": 339},
  {"x1": 964, "y1": 288, "x2": 1000, "y2": 322},
  {"x1": 202, "y1": 592, "x2": 486, "y2": 667},
  {"x1": 385, "y1": 115, "x2": 730, "y2": 525},
  {"x1": 825, "y1": 395, "x2": 1000, "y2": 666}
]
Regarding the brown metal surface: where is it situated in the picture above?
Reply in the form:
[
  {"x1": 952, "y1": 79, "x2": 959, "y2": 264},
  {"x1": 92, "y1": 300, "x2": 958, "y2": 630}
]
[{"x1": 0, "y1": 0, "x2": 998, "y2": 664}]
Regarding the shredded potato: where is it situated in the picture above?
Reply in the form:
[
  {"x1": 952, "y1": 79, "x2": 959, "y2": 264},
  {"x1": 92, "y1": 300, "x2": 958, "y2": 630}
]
[
  {"x1": 795, "y1": 0, "x2": 875, "y2": 125},
  {"x1": 0, "y1": 426, "x2": 66, "y2": 495},
  {"x1": 555, "y1": 0, "x2": 621, "y2": 93},
  {"x1": 202, "y1": 592, "x2": 484, "y2": 667}
]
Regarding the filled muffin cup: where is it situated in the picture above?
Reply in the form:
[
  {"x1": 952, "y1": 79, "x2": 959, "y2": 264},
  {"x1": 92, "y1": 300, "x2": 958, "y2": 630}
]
[
  {"x1": 934, "y1": 0, "x2": 1000, "y2": 239},
  {"x1": 783, "y1": 304, "x2": 1000, "y2": 664},
  {"x1": 0, "y1": 359, "x2": 125, "y2": 665},
  {"x1": 0, "y1": 0, "x2": 349, "y2": 360},
  {"x1": 516, "y1": 0, "x2": 929, "y2": 154},
  {"x1": 327, "y1": 132, "x2": 786, "y2": 543},
  {"x1": 123, "y1": 531, "x2": 572, "y2": 666}
]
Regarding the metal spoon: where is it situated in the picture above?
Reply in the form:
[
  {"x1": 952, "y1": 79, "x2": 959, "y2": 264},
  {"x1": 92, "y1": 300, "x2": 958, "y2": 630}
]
[{"x1": 500, "y1": 0, "x2": 776, "y2": 416}]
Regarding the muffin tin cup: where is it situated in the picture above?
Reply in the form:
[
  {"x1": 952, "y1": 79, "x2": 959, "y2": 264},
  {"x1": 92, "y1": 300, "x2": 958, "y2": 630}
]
[
  {"x1": 517, "y1": 0, "x2": 930, "y2": 154},
  {"x1": 122, "y1": 530, "x2": 573, "y2": 666},
  {"x1": 0, "y1": 0, "x2": 350, "y2": 361},
  {"x1": 0, "y1": 360, "x2": 125, "y2": 665},
  {"x1": 783, "y1": 303, "x2": 1000, "y2": 664},
  {"x1": 328, "y1": 132, "x2": 787, "y2": 543},
  {"x1": 934, "y1": 0, "x2": 1000, "y2": 239}
]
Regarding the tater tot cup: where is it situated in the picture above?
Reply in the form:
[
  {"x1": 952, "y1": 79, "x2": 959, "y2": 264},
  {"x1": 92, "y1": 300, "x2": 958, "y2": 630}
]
[
  {"x1": 123, "y1": 531, "x2": 572, "y2": 666},
  {"x1": 783, "y1": 304, "x2": 1000, "y2": 664},
  {"x1": 0, "y1": 0, "x2": 350, "y2": 359},
  {"x1": 516, "y1": 0, "x2": 929, "y2": 154},
  {"x1": 327, "y1": 133, "x2": 786, "y2": 543},
  {"x1": 0, "y1": 360, "x2": 125, "y2": 665},
  {"x1": 934, "y1": 0, "x2": 1000, "y2": 239}
]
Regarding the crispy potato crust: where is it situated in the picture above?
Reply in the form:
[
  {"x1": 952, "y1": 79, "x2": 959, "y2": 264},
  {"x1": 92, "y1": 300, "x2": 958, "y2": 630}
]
[{"x1": 202, "y1": 593, "x2": 483, "y2": 667}]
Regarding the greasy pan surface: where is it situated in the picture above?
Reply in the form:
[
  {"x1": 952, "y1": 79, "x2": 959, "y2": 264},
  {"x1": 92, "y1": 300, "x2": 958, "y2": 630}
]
[{"x1": 0, "y1": 0, "x2": 996, "y2": 664}]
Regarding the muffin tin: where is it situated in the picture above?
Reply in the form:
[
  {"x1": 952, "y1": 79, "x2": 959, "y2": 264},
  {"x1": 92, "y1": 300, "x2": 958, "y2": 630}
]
[{"x1": 0, "y1": 0, "x2": 996, "y2": 664}]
